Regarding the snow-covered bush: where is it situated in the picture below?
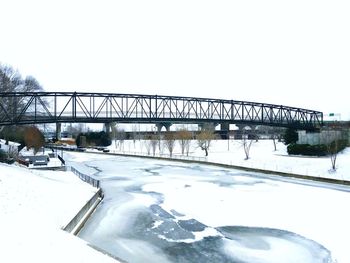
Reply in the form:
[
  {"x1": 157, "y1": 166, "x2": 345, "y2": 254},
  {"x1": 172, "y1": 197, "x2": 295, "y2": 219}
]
[
  {"x1": 0, "y1": 149, "x2": 7, "y2": 162},
  {"x1": 0, "y1": 149, "x2": 14, "y2": 164}
]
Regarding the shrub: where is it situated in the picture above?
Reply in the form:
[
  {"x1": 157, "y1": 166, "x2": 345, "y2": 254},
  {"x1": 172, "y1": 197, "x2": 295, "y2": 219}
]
[
  {"x1": 0, "y1": 149, "x2": 8, "y2": 162},
  {"x1": 283, "y1": 128, "x2": 298, "y2": 145},
  {"x1": 287, "y1": 143, "x2": 327, "y2": 156},
  {"x1": 0, "y1": 149, "x2": 14, "y2": 164},
  {"x1": 287, "y1": 140, "x2": 348, "y2": 156},
  {"x1": 76, "y1": 131, "x2": 111, "y2": 147},
  {"x1": 24, "y1": 126, "x2": 45, "y2": 154}
]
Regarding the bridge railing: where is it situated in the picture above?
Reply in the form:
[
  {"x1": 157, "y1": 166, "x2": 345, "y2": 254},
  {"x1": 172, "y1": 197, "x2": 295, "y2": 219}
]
[{"x1": 68, "y1": 166, "x2": 100, "y2": 188}]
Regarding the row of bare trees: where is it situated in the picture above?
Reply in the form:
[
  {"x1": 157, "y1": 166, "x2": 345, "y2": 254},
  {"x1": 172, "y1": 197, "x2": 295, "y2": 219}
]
[
  {"x1": 110, "y1": 124, "x2": 262, "y2": 159},
  {"x1": 111, "y1": 126, "x2": 217, "y2": 157},
  {"x1": 143, "y1": 129, "x2": 196, "y2": 157},
  {"x1": 110, "y1": 123, "x2": 348, "y2": 173}
]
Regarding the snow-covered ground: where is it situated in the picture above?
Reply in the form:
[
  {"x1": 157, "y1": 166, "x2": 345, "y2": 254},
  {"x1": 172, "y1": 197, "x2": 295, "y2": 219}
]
[
  {"x1": 0, "y1": 163, "x2": 118, "y2": 263},
  {"x1": 1, "y1": 139, "x2": 349, "y2": 262},
  {"x1": 107, "y1": 139, "x2": 350, "y2": 181}
]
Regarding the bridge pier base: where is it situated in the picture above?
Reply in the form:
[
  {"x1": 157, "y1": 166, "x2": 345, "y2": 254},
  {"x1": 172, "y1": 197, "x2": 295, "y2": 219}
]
[
  {"x1": 156, "y1": 123, "x2": 172, "y2": 132},
  {"x1": 104, "y1": 123, "x2": 111, "y2": 134},
  {"x1": 220, "y1": 123, "x2": 230, "y2": 140},
  {"x1": 56, "y1": 123, "x2": 61, "y2": 140},
  {"x1": 235, "y1": 124, "x2": 258, "y2": 140},
  {"x1": 198, "y1": 123, "x2": 216, "y2": 131}
]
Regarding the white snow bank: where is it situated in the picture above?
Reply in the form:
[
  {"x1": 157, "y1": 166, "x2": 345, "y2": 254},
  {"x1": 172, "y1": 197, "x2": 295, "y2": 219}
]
[
  {"x1": 0, "y1": 163, "x2": 118, "y2": 263},
  {"x1": 107, "y1": 139, "x2": 350, "y2": 181}
]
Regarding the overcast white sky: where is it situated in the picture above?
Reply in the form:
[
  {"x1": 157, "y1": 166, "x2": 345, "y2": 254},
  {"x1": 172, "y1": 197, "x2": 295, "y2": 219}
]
[{"x1": 1, "y1": 0, "x2": 349, "y2": 119}]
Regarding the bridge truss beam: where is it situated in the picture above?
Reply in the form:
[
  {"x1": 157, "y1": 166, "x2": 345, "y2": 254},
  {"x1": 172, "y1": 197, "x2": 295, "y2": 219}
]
[{"x1": 0, "y1": 92, "x2": 323, "y2": 130}]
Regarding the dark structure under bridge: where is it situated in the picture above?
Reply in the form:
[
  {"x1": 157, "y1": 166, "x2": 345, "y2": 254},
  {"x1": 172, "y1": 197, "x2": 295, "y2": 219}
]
[{"x1": 0, "y1": 92, "x2": 323, "y2": 132}]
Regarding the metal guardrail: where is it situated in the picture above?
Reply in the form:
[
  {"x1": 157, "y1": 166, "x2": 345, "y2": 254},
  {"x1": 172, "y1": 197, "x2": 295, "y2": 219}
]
[
  {"x1": 57, "y1": 154, "x2": 65, "y2": 165},
  {"x1": 69, "y1": 166, "x2": 100, "y2": 188}
]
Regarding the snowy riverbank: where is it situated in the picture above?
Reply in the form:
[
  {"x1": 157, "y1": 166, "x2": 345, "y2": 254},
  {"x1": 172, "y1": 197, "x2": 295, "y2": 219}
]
[
  {"x1": 0, "y1": 163, "x2": 118, "y2": 263},
  {"x1": 106, "y1": 139, "x2": 350, "y2": 182}
]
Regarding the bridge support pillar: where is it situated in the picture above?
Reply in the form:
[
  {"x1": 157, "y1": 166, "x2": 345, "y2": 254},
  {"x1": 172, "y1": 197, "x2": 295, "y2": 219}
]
[
  {"x1": 220, "y1": 123, "x2": 230, "y2": 140},
  {"x1": 198, "y1": 123, "x2": 216, "y2": 131},
  {"x1": 156, "y1": 123, "x2": 172, "y2": 132},
  {"x1": 104, "y1": 123, "x2": 112, "y2": 134},
  {"x1": 56, "y1": 123, "x2": 61, "y2": 140},
  {"x1": 235, "y1": 124, "x2": 258, "y2": 140}
]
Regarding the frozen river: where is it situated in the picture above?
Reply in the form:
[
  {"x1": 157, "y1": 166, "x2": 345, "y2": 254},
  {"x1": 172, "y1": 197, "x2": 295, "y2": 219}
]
[{"x1": 67, "y1": 153, "x2": 350, "y2": 262}]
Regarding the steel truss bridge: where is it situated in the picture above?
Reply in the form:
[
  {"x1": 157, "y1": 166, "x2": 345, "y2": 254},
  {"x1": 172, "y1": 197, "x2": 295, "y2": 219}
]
[{"x1": 0, "y1": 92, "x2": 323, "y2": 130}]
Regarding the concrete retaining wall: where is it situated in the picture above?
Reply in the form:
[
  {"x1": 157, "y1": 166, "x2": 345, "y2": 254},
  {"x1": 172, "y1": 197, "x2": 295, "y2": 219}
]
[
  {"x1": 297, "y1": 129, "x2": 349, "y2": 145},
  {"x1": 63, "y1": 188, "x2": 103, "y2": 235}
]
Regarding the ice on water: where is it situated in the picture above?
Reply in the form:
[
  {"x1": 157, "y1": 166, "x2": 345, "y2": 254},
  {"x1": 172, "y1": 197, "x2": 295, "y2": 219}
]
[{"x1": 75, "y1": 155, "x2": 344, "y2": 262}]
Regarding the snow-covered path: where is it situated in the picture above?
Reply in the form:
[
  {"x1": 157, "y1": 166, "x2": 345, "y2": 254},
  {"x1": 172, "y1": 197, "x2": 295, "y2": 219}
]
[{"x1": 0, "y1": 163, "x2": 118, "y2": 263}]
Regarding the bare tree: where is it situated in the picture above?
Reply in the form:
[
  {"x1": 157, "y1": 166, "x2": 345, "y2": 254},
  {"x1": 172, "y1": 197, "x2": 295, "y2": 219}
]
[
  {"x1": 324, "y1": 128, "x2": 344, "y2": 171},
  {"x1": 131, "y1": 124, "x2": 138, "y2": 148},
  {"x1": 177, "y1": 129, "x2": 192, "y2": 156},
  {"x1": 0, "y1": 64, "x2": 22, "y2": 92},
  {"x1": 328, "y1": 140, "x2": 339, "y2": 171},
  {"x1": 1, "y1": 64, "x2": 45, "y2": 121},
  {"x1": 241, "y1": 129, "x2": 255, "y2": 160},
  {"x1": 272, "y1": 134, "x2": 278, "y2": 151},
  {"x1": 143, "y1": 135, "x2": 152, "y2": 155},
  {"x1": 111, "y1": 123, "x2": 126, "y2": 150},
  {"x1": 150, "y1": 134, "x2": 159, "y2": 156},
  {"x1": 158, "y1": 131, "x2": 163, "y2": 154},
  {"x1": 271, "y1": 127, "x2": 285, "y2": 151},
  {"x1": 163, "y1": 132, "x2": 176, "y2": 157},
  {"x1": 197, "y1": 125, "x2": 216, "y2": 156},
  {"x1": 117, "y1": 129, "x2": 127, "y2": 151},
  {"x1": 111, "y1": 123, "x2": 118, "y2": 148},
  {"x1": 23, "y1": 76, "x2": 44, "y2": 92},
  {"x1": 185, "y1": 138, "x2": 192, "y2": 156},
  {"x1": 242, "y1": 136, "x2": 253, "y2": 160}
]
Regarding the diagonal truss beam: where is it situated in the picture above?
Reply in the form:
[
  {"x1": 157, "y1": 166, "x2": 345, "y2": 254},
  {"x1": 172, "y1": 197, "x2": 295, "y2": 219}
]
[{"x1": 0, "y1": 92, "x2": 323, "y2": 130}]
